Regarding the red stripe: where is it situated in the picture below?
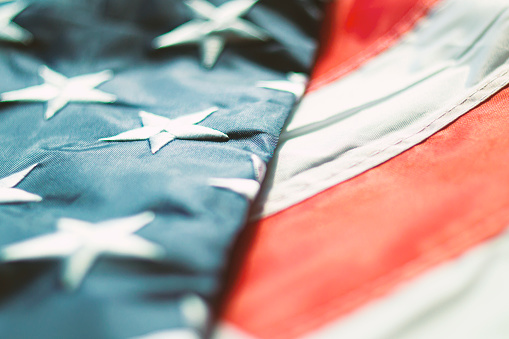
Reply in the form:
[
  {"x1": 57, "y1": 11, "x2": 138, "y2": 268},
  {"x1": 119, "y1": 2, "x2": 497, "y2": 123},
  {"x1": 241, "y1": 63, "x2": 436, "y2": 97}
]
[
  {"x1": 308, "y1": 0, "x2": 439, "y2": 92},
  {"x1": 221, "y1": 87, "x2": 509, "y2": 338}
]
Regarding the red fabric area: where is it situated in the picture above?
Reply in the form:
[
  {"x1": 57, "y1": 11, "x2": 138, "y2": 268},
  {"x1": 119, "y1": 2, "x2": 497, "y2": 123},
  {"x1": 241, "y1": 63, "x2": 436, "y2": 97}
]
[
  {"x1": 308, "y1": 0, "x2": 439, "y2": 92},
  {"x1": 222, "y1": 87, "x2": 509, "y2": 338}
]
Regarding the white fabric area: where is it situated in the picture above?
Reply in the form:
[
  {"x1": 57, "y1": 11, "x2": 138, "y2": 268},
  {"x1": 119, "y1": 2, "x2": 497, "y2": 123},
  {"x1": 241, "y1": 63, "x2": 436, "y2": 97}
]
[
  {"x1": 213, "y1": 323, "x2": 258, "y2": 339},
  {"x1": 255, "y1": 0, "x2": 509, "y2": 217},
  {"x1": 299, "y1": 228, "x2": 509, "y2": 339}
]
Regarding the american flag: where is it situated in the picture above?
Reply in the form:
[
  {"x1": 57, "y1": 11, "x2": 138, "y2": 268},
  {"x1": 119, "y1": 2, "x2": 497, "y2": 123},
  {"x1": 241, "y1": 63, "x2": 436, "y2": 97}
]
[{"x1": 3, "y1": 0, "x2": 509, "y2": 338}]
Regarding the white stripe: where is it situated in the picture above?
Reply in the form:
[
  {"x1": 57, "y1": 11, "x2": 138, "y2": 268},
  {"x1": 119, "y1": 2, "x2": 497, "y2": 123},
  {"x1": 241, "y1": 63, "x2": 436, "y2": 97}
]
[
  {"x1": 254, "y1": 0, "x2": 509, "y2": 217},
  {"x1": 299, "y1": 228, "x2": 509, "y2": 339}
]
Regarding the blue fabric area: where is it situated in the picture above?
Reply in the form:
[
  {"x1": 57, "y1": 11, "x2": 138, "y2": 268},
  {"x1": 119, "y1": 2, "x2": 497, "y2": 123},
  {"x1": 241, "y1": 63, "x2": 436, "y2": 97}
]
[{"x1": 0, "y1": 0, "x2": 322, "y2": 338}]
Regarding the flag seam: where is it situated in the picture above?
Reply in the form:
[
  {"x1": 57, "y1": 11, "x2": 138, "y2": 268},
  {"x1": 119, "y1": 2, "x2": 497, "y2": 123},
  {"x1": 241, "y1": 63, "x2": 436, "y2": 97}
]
[{"x1": 264, "y1": 66, "x2": 509, "y2": 211}]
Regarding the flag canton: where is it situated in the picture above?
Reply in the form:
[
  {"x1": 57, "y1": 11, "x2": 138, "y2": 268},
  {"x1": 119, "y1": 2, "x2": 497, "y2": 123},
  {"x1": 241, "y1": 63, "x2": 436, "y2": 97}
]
[{"x1": 0, "y1": 0, "x2": 322, "y2": 338}]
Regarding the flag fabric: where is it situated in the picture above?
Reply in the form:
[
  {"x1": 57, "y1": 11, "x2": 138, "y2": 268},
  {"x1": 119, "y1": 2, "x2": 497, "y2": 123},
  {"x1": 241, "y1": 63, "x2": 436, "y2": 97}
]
[
  {"x1": 218, "y1": 0, "x2": 509, "y2": 338},
  {"x1": 0, "y1": 1, "x2": 322, "y2": 338}
]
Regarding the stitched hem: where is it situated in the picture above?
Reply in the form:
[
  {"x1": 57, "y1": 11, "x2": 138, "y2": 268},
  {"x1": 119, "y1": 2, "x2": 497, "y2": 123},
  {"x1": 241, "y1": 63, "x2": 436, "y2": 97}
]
[{"x1": 261, "y1": 65, "x2": 509, "y2": 217}]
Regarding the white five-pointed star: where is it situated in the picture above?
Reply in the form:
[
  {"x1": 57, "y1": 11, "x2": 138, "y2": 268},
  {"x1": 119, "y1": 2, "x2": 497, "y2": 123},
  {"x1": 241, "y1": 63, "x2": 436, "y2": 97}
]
[
  {"x1": 180, "y1": 294, "x2": 209, "y2": 330},
  {"x1": 153, "y1": 0, "x2": 270, "y2": 68},
  {"x1": 250, "y1": 154, "x2": 266, "y2": 182},
  {"x1": 208, "y1": 154, "x2": 265, "y2": 200},
  {"x1": 0, "y1": 163, "x2": 42, "y2": 204},
  {"x1": 100, "y1": 107, "x2": 229, "y2": 154},
  {"x1": 0, "y1": 212, "x2": 164, "y2": 290},
  {"x1": 0, "y1": 65, "x2": 117, "y2": 120},
  {"x1": 208, "y1": 177, "x2": 260, "y2": 200},
  {"x1": 0, "y1": 0, "x2": 33, "y2": 45},
  {"x1": 257, "y1": 72, "x2": 308, "y2": 100}
]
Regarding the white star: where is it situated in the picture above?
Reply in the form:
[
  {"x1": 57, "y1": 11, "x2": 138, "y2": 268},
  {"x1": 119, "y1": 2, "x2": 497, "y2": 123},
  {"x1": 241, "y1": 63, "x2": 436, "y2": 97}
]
[
  {"x1": 0, "y1": 0, "x2": 33, "y2": 45},
  {"x1": 251, "y1": 154, "x2": 266, "y2": 182},
  {"x1": 257, "y1": 72, "x2": 308, "y2": 100},
  {"x1": 153, "y1": 0, "x2": 270, "y2": 68},
  {"x1": 0, "y1": 212, "x2": 164, "y2": 290},
  {"x1": 100, "y1": 107, "x2": 229, "y2": 154},
  {"x1": 180, "y1": 294, "x2": 209, "y2": 330},
  {"x1": 0, "y1": 65, "x2": 117, "y2": 120},
  {"x1": 208, "y1": 154, "x2": 265, "y2": 200},
  {"x1": 208, "y1": 177, "x2": 260, "y2": 201},
  {"x1": 0, "y1": 163, "x2": 42, "y2": 204}
]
